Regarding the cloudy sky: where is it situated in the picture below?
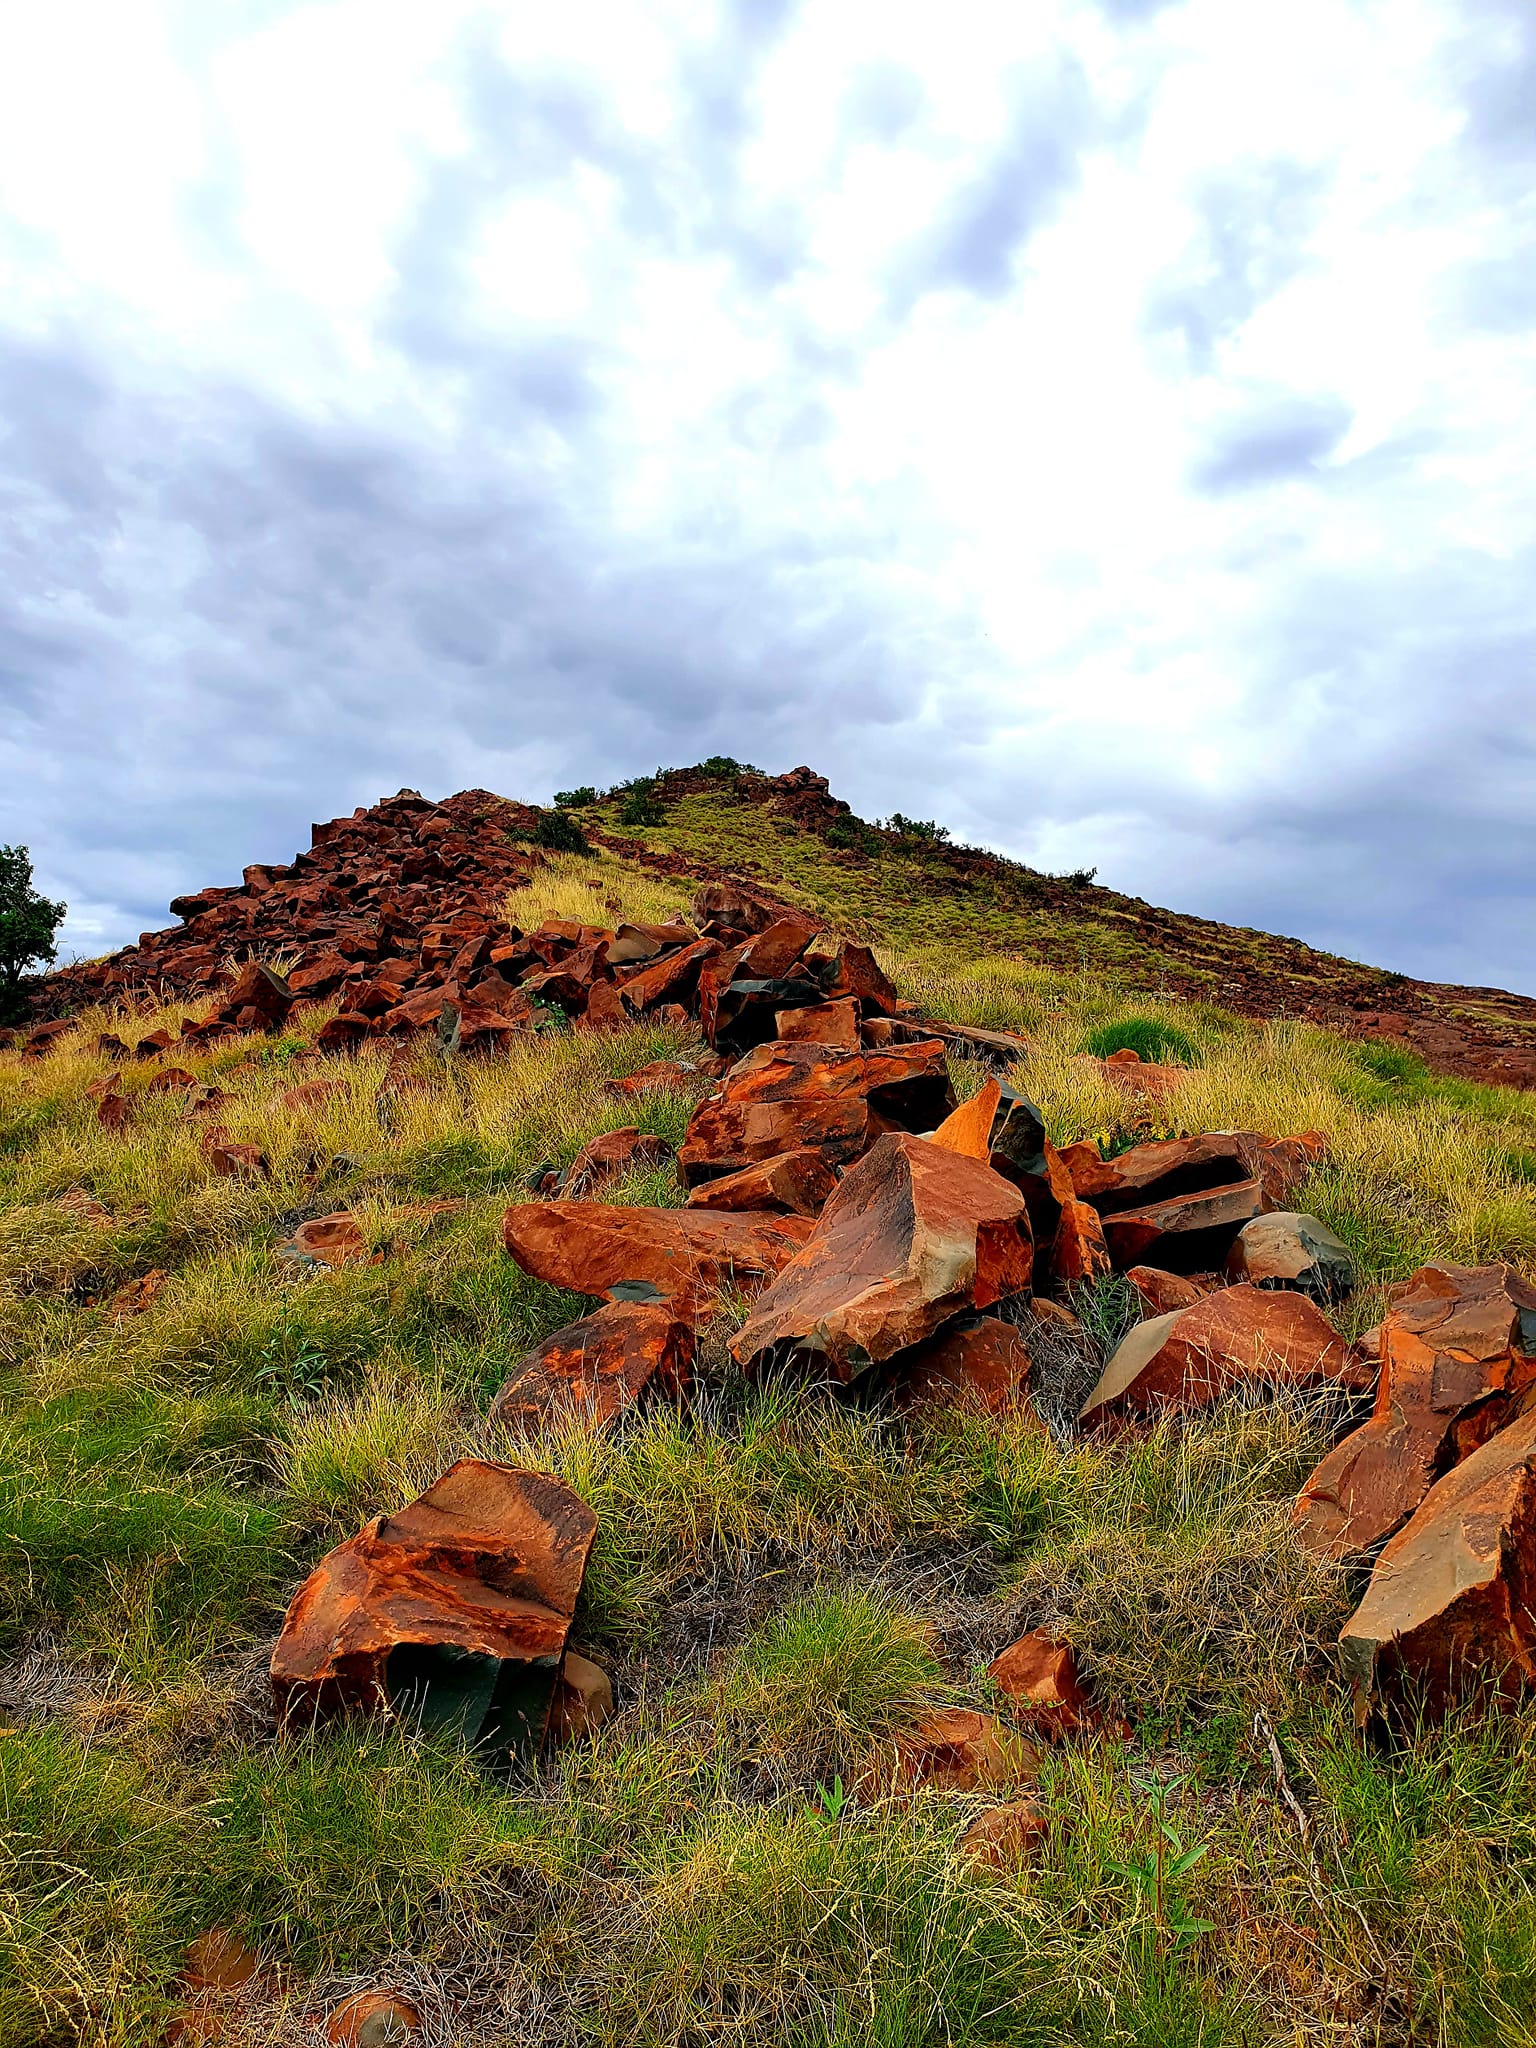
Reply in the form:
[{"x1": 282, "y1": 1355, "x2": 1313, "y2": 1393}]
[{"x1": 2, "y1": 0, "x2": 1533, "y2": 990}]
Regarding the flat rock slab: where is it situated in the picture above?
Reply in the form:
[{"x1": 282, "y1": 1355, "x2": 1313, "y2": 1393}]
[
  {"x1": 503, "y1": 1200, "x2": 813, "y2": 1317},
  {"x1": 1080, "y1": 1283, "x2": 1359, "y2": 1425},
  {"x1": 489, "y1": 1300, "x2": 694, "y2": 1431},
  {"x1": 733, "y1": 1132, "x2": 1034, "y2": 1381},
  {"x1": 677, "y1": 1038, "x2": 954, "y2": 1187},
  {"x1": 1296, "y1": 1262, "x2": 1536, "y2": 1558},
  {"x1": 271, "y1": 1459, "x2": 596, "y2": 1757},
  {"x1": 684, "y1": 1148, "x2": 837, "y2": 1217},
  {"x1": 1100, "y1": 1177, "x2": 1264, "y2": 1271},
  {"x1": 1340, "y1": 1403, "x2": 1536, "y2": 1715}
]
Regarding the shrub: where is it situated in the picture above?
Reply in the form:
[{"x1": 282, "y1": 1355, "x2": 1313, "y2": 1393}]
[
  {"x1": 0, "y1": 845, "x2": 67, "y2": 1024},
  {"x1": 696, "y1": 756, "x2": 762, "y2": 779},
  {"x1": 553, "y1": 786, "x2": 597, "y2": 809},
  {"x1": 1083, "y1": 1016, "x2": 1202, "y2": 1066},
  {"x1": 1350, "y1": 1040, "x2": 1429, "y2": 1089},
  {"x1": 1048, "y1": 865, "x2": 1099, "y2": 887},
  {"x1": 533, "y1": 810, "x2": 589, "y2": 854},
  {"x1": 883, "y1": 814, "x2": 952, "y2": 844},
  {"x1": 618, "y1": 777, "x2": 665, "y2": 828}
]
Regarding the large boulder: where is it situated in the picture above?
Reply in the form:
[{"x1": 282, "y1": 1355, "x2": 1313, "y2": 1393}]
[
  {"x1": 676, "y1": 1039, "x2": 954, "y2": 1187},
  {"x1": 271, "y1": 1460, "x2": 596, "y2": 1757},
  {"x1": 1295, "y1": 1263, "x2": 1536, "y2": 1558},
  {"x1": 898, "y1": 1314, "x2": 1039, "y2": 1418},
  {"x1": 489, "y1": 1301, "x2": 693, "y2": 1431},
  {"x1": 502, "y1": 1201, "x2": 813, "y2": 1317},
  {"x1": 1224, "y1": 1212, "x2": 1355, "y2": 1304},
  {"x1": 1079, "y1": 1283, "x2": 1360, "y2": 1426},
  {"x1": 1067, "y1": 1130, "x2": 1317, "y2": 1216},
  {"x1": 732, "y1": 1133, "x2": 1034, "y2": 1381},
  {"x1": 1339, "y1": 1403, "x2": 1536, "y2": 1716}
]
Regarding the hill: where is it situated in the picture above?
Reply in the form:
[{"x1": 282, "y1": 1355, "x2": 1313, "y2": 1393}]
[{"x1": 3, "y1": 766, "x2": 1536, "y2": 2045}]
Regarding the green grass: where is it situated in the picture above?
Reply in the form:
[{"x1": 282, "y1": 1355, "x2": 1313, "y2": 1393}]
[{"x1": 2, "y1": 831, "x2": 1536, "y2": 2043}]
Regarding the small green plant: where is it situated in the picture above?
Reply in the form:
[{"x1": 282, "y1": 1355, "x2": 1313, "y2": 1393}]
[
  {"x1": 553, "y1": 787, "x2": 597, "y2": 809},
  {"x1": 252, "y1": 1332, "x2": 337, "y2": 1411},
  {"x1": 825, "y1": 817, "x2": 880, "y2": 855},
  {"x1": 1349, "y1": 1040, "x2": 1428, "y2": 1089},
  {"x1": 534, "y1": 810, "x2": 590, "y2": 854},
  {"x1": 1107, "y1": 1773, "x2": 1215, "y2": 1956},
  {"x1": 1083, "y1": 1015, "x2": 1202, "y2": 1065}
]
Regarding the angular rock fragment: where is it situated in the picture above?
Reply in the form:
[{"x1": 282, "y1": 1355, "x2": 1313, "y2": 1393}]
[
  {"x1": 774, "y1": 997, "x2": 861, "y2": 1049},
  {"x1": 1099, "y1": 1178, "x2": 1264, "y2": 1272},
  {"x1": 1070, "y1": 1132, "x2": 1278, "y2": 1212},
  {"x1": 290, "y1": 1213, "x2": 371, "y2": 1269},
  {"x1": 1225, "y1": 1211, "x2": 1355, "y2": 1304},
  {"x1": 1080, "y1": 1283, "x2": 1359, "y2": 1426},
  {"x1": 96, "y1": 1090, "x2": 134, "y2": 1132},
  {"x1": 1052, "y1": 1199, "x2": 1112, "y2": 1286},
  {"x1": 958, "y1": 1800, "x2": 1049, "y2": 1868},
  {"x1": 146, "y1": 1067, "x2": 198, "y2": 1094},
  {"x1": 489, "y1": 1300, "x2": 693, "y2": 1431},
  {"x1": 1124, "y1": 1266, "x2": 1212, "y2": 1317},
  {"x1": 605, "y1": 1059, "x2": 707, "y2": 1099},
  {"x1": 886, "y1": 1708, "x2": 1039, "y2": 1792},
  {"x1": 1339, "y1": 1405, "x2": 1536, "y2": 1716},
  {"x1": 204, "y1": 1136, "x2": 270, "y2": 1179},
  {"x1": 733, "y1": 1133, "x2": 1034, "y2": 1381},
  {"x1": 619, "y1": 937, "x2": 720, "y2": 1013},
  {"x1": 503, "y1": 1201, "x2": 812, "y2": 1316},
  {"x1": 988, "y1": 1630, "x2": 1092, "y2": 1736},
  {"x1": 684, "y1": 1148, "x2": 837, "y2": 1218},
  {"x1": 899, "y1": 1314, "x2": 1038, "y2": 1418},
  {"x1": 1295, "y1": 1262, "x2": 1536, "y2": 1558},
  {"x1": 560, "y1": 1127, "x2": 675, "y2": 1198},
  {"x1": 324, "y1": 1990, "x2": 422, "y2": 2046},
  {"x1": 271, "y1": 1459, "x2": 596, "y2": 1757},
  {"x1": 677, "y1": 1038, "x2": 953, "y2": 1187},
  {"x1": 929, "y1": 1077, "x2": 1001, "y2": 1161},
  {"x1": 221, "y1": 959, "x2": 294, "y2": 1031},
  {"x1": 546, "y1": 1648, "x2": 615, "y2": 1742}
]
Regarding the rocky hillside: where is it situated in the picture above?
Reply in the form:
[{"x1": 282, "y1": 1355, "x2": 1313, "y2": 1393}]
[{"x1": 25, "y1": 763, "x2": 1536, "y2": 1087}]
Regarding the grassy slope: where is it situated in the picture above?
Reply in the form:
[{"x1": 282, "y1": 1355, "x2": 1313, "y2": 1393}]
[{"x1": 2, "y1": 852, "x2": 1536, "y2": 2043}]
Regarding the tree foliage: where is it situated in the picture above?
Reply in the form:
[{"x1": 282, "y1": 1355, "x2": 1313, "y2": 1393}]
[{"x1": 0, "y1": 846, "x2": 66, "y2": 1022}]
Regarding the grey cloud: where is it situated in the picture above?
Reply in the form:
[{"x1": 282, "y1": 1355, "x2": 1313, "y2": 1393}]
[
  {"x1": 841, "y1": 64, "x2": 926, "y2": 142},
  {"x1": 1189, "y1": 392, "x2": 1353, "y2": 494},
  {"x1": 1454, "y1": 0, "x2": 1536, "y2": 165}
]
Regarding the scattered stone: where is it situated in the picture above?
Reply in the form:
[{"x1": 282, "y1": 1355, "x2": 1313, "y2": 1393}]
[
  {"x1": 290, "y1": 1214, "x2": 372, "y2": 1270},
  {"x1": 1095, "y1": 1046, "x2": 1183, "y2": 1101},
  {"x1": 1051, "y1": 1199, "x2": 1112, "y2": 1286},
  {"x1": 109, "y1": 1270, "x2": 166, "y2": 1315},
  {"x1": 1225, "y1": 1211, "x2": 1356, "y2": 1303},
  {"x1": 987, "y1": 1631, "x2": 1092, "y2": 1736},
  {"x1": 899, "y1": 1315, "x2": 1039, "y2": 1418},
  {"x1": 887, "y1": 1708, "x2": 1039, "y2": 1792},
  {"x1": 774, "y1": 997, "x2": 861, "y2": 1049},
  {"x1": 147, "y1": 1067, "x2": 198, "y2": 1094},
  {"x1": 1080, "y1": 1283, "x2": 1360, "y2": 1426},
  {"x1": 929, "y1": 1077, "x2": 1001, "y2": 1161},
  {"x1": 605, "y1": 1060, "x2": 704, "y2": 1099},
  {"x1": 957, "y1": 1799, "x2": 1049, "y2": 1869},
  {"x1": 1339, "y1": 1403, "x2": 1536, "y2": 1717},
  {"x1": 489, "y1": 1300, "x2": 693, "y2": 1431},
  {"x1": 683, "y1": 1149, "x2": 837, "y2": 1218},
  {"x1": 1124, "y1": 1266, "x2": 1212, "y2": 1316},
  {"x1": 619, "y1": 937, "x2": 721, "y2": 1013},
  {"x1": 181, "y1": 1928, "x2": 262, "y2": 1994},
  {"x1": 271, "y1": 1459, "x2": 597, "y2": 1757},
  {"x1": 733, "y1": 1133, "x2": 1034, "y2": 1381},
  {"x1": 503, "y1": 1202, "x2": 813, "y2": 1317},
  {"x1": 204, "y1": 1136, "x2": 271, "y2": 1179},
  {"x1": 560, "y1": 1126, "x2": 675, "y2": 1197},
  {"x1": 324, "y1": 1990, "x2": 422, "y2": 2047},
  {"x1": 1295, "y1": 1262, "x2": 1536, "y2": 1557},
  {"x1": 96, "y1": 1090, "x2": 135, "y2": 1132},
  {"x1": 546, "y1": 1648, "x2": 615, "y2": 1742}
]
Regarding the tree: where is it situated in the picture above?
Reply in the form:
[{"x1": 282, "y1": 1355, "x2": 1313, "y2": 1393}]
[{"x1": 0, "y1": 846, "x2": 66, "y2": 1023}]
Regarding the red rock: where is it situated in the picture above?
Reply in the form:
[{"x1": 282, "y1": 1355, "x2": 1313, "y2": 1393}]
[
  {"x1": 379, "y1": 986, "x2": 460, "y2": 1034},
  {"x1": 561, "y1": 1127, "x2": 675, "y2": 1197},
  {"x1": 619, "y1": 937, "x2": 721, "y2": 1013},
  {"x1": 134, "y1": 1028, "x2": 174, "y2": 1058},
  {"x1": 605, "y1": 1060, "x2": 705, "y2": 1099},
  {"x1": 1070, "y1": 1132, "x2": 1273, "y2": 1211},
  {"x1": 1056, "y1": 1140, "x2": 1104, "y2": 1189},
  {"x1": 204, "y1": 1137, "x2": 270, "y2": 1179},
  {"x1": 109, "y1": 1269, "x2": 166, "y2": 1314},
  {"x1": 677, "y1": 1039, "x2": 953, "y2": 1187},
  {"x1": 522, "y1": 940, "x2": 613, "y2": 1011},
  {"x1": 987, "y1": 1631, "x2": 1092, "y2": 1735},
  {"x1": 316, "y1": 1013, "x2": 374, "y2": 1054},
  {"x1": 1097, "y1": 1046, "x2": 1183, "y2": 1100},
  {"x1": 899, "y1": 1314, "x2": 1038, "y2": 1418},
  {"x1": 774, "y1": 997, "x2": 861, "y2": 1049},
  {"x1": 886, "y1": 1708, "x2": 1039, "y2": 1792},
  {"x1": 220, "y1": 960, "x2": 294, "y2": 1030},
  {"x1": 279, "y1": 1077, "x2": 346, "y2": 1115},
  {"x1": 1339, "y1": 1404, "x2": 1536, "y2": 1716},
  {"x1": 271, "y1": 1459, "x2": 596, "y2": 1751},
  {"x1": 733, "y1": 1134, "x2": 1034, "y2": 1381},
  {"x1": 1124, "y1": 1266, "x2": 1212, "y2": 1316},
  {"x1": 95, "y1": 1031, "x2": 130, "y2": 1058},
  {"x1": 690, "y1": 881, "x2": 776, "y2": 938},
  {"x1": 929, "y1": 1077, "x2": 1001, "y2": 1161},
  {"x1": 181, "y1": 1927, "x2": 261, "y2": 1993},
  {"x1": 1224, "y1": 1211, "x2": 1356, "y2": 1303},
  {"x1": 1052, "y1": 1199, "x2": 1112, "y2": 1286},
  {"x1": 325, "y1": 1989, "x2": 422, "y2": 2046},
  {"x1": 1100, "y1": 1178, "x2": 1264, "y2": 1269},
  {"x1": 814, "y1": 937, "x2": 897, "y2": 1017},
  {"x1": 291, "y1": 1214, "x2": 371, "y2": 1269},
  {"x1": 577, "y1": 979, "x2": 629, "y2": 1031},
  {"x1": 684, "y1": 1149, "x2": 837, "y2": 1218},
  {"x1": 1080, "y1": 1283, "x2": 1358, "y2": 1426},
  {"x1": 1295, "y1": 1262, "x2": 1536, "y2": 1558},
  {"x1": 287, "y1": 949, "x2": 353, "y2": 999},
  {"x1": 147, "y1": 1066, "x2": 198, "y2": 1094},
  {"x1": 489, "y1": 1300, "x2": 694, "y2": 1430},
  {"x1": 734, "y1": 917, "x2": 817, "y2": 980},
  {"x1": 546, "y1": 1648, "x2": 614, "y2": 1742},
  {"x1": 958, "y1": 1800, "x2": 1049, "y2": 1868},
  {"x1": 182, "y1": 1084, "x2": 230, "y2": 1118},
  {"x1": 23, "y1": 1018, "x2": 74, "y2": 1057},
  {"x1": 96, "y1": 1091, "x2": 135, "y2": 1132},
  {"x1": 503, "y1": 1202, "x2": 813, "y2": 1317}
]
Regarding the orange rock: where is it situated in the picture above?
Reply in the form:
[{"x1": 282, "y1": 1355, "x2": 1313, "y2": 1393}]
[
  {"x1": 325, "y1": 1990, "x2": 422, "y2": 2047},
  {"x1": 677, "y1": 1038, "x2": 953, "y2": 1187},
  {"x1": 109, "y1": 1269, "x2": 166, "y2": 1315},
  {"x1": 316, "y1": 1013, "x2": 373, "y2": 1054},
  {"x1": 1295, "y1": 1263, "x2": 1536, "y2": 1558},
  {"x1": 204, "y1": 1137, "x2": 270, "y2": 1179},
  {"x1": 1124, "y1": 1266, "x2": 1211, "y2": 1315},
  {"x1": 987, "y1": 1631, "x2": 1092, "y2": 1735},
  {"x1": 577, "y1": 979, "x2": 629, "y2": 1031},
  {"x1": 815, "y1": 937, "x2": 897, "y2": 1017},
  {"x1": 958, "y1": 1799, "x2": 1049, "y2": 1868},
  {"x1": 271, "y1": 1460, "x2": 596, "y2": 1754},
  {"x1": 279, "y1": 1076, "x2": 346, "y2": 1114},
  {"x1": 900, "y1": 1315, "x2": 1038, "y2": 1418},
  {"x1": 733, "y1": 1134, "x2": 1034, "y2": 1382},
  {"x1": 1070, "y1": 1132, "x2": 1273, "y2": 1211},
  {"x1": 619, "y1": 937, "x2": 721, "y2": 1012},
  {"x1": 930, "y1": 1077, "x2": 1001, "y2": 1162},
  {"x1": 1099, "y1": 1179, "x2": 1264, "y2": 1270},
  {"x1": 683, "y1": 1149, "x2": 837, "y2": 1218},
  {"x1": 1339, "y1": 1404, "x2": 1536, "y2": 1717},
  {"x1": 1051, "y1": 1199, "x2": 1111, "y2": 1286},
  {"x1": 774, "y1": 998, "x2": 861, "y2": 1050},
  {"x1": 1056, "y1": 1140, "x2": 1104, "y2": 1190},
  {"x1": 489, "y1": 1300, "x2": 693, "y2": 1431},
  {"x1": 1080, "y1": 1283, "x2": 1359, "y2": 1426},
  {"x1": 96, "y1": 1090, "x2": 135, "y2": 1132},
  {"x1": 1097, "y1": 1047, "x2": 1182, "y2": 1100},
  {"x1": 888, "y1": 1708, "x2": 1039, "y2": 1792},
  {"x1": 147, "y1": 1066, "x2": 198, "y2": 1094},
  {"x1": 561, "y1": 1126, "x2": 675, "y2": 1197},
  {"x1": 546, "y1": 1648, "x2": 615, "y2": 1742},
  {"x1": 181, "y1": 1927, "x2": 262, "y2": 1994},
  {"x1": 605, "y1": 1059, "x2": 706, "y2": 1099},
  {"x1": 502, "y1": 1201, "x2": 813, "y2": 1317},
  {"x1": 291, "y1": 1213, "x2": 372, "y2": 1269},
  {"x1": 1224, "y1": 1211, "x2": 1356, "y2": 1303}
]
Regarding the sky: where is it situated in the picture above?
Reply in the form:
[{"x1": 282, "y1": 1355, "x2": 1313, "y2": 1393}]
[{"x1": 2, "y1": 0, "x2": 1534, "y2": 991}]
